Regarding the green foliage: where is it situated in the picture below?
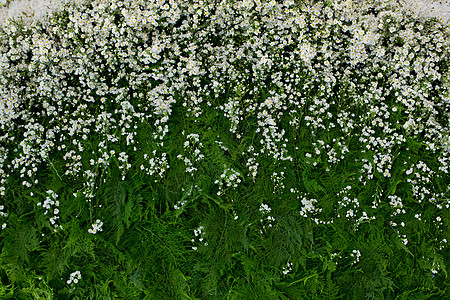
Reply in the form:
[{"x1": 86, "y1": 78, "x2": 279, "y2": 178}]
[{"x1": 0, "y1": 0, "x2": 449, "y2": 298}]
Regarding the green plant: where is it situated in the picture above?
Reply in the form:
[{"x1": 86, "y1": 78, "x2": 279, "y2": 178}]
[{"x1": 0, "y1": 0, "x2": 449, "y2": 298}]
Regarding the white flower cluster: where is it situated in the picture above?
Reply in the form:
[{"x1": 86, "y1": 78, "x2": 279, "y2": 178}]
[
  {"x1": 402, "y1": 117, "x2": 417, "y2": 132},
  {"x1": 191, "y1": 225, "x2": 207, "y2": 251},
  {"x1": 66, "y1": 270, "x2": 81, "y2": 285},
  {"x1": 220, "y1": 98, "x2": 242, "y2": 134},
  {"x1": 173, "y1": 184, "x2": 201, "y2": 211},
  {"x1": 388, "y1": 194, "x2": 406, "y2": 216},
  {"x1": 400, "y1": 234, "x2": 408, "y2": 245},
  {"x1": 255, "y1": 107, "x2": 293, "y2": 162},
  {"x1": 299, "y1": 194, "x2": 322, "y2": 219},
  {"x1": 271, "y1": 171, "x2": 285, "y2": 194},
  {"x1": 214, "y1": 140, "x2": 229, "y2": 153},
  {"x1": 0, "y1": 204, "x2": 7, "y2": 217},
  {"x1": 299, "y1": 42, "x2": 316, "y2": 66},
  {"x1": 177, "y1": 132, "x2": 204, "y2": 176},
  {"x1": 355, "y1": 211, "x2": 376, "y2": 230},
  {"x1": 360, "y1": 158, "x2": 374, "y2": 183},
  {"x1": 245, "y1": 145, "x2": 259, "y2": 182},
  {"x1": 259, "y1": 203, "x2": 275, "y2": 234},
  {"x1": 37, "y1": 190, "x2": 62, "y2": 232},
  {"x1": 88, "y1": 219, "x2": 103, "y2": 234},
  {"x1": 117, "y1": 151, "x2": 131, "y2": 181},
  {"x1": 389, "y1": 218, "x2": 410, "y2": 245},
  {"x1": 0, "y1": 149, "x2": 6, "y2": 197},
  {"x1": 373, "y1": 153, "x2": 393, "y2": 178},
  {"x1": 336, "y1": 186, "x2": 375, "y2": 230},
  {"x1": 406, "y1": 160, "x2": 439, "y2": 205},
  {"x1": 173, "y1": 198, "x2": 187, "y2": 211},
  {"x1": 431, "y1": 261, "x2": 441, "y2": 275},
  {"x1": 389, "y1": 221, "x2": 405, "y2": 227},
  {"x1": 214, "y1": 165, "x2": 242, "y2": 197},
  {"x1": 0, "y1": 0, "x2": 69, "y2": 25},
  {"x1": 282, "y1": 261, "x2": 293, "y2": 275},
  {"x1": 173, "y1": 200, "x2": 187, "y2": 210},
  {"x1": 81, "y1": 169, "x2": 96, "y2": 202},
  {"x1": 77, "y1": 141, "x2": 115, "y2": 203},
  {"x1": 324, "y1": 137, "x2": 352, "y2": 164},
  {"x1": 141, "y1": 150, "x2": 169, "y2": 182},
  {"x1": 350, "y1": 249, "x2": 361, "y2": 265},
  {"x1": 62, "y1": 149, "x2": 83, "y2": 177},
  {"x1": 330, "y1": 252, "x2": 342, "y2": 265},
  {"x1": 438, "y1": 238, "x2": 447, "y2": 251},
  {"x1": 95, "y1": 142, "x2": 114, "y2": 176},
  {"x1": 1, "y1": 202, "x2": 6, "y2": 229}
]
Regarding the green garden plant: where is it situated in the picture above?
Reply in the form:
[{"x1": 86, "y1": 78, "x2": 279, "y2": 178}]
[{"x1": 0, "y1": 0, "x2": 449, "y2": 298}]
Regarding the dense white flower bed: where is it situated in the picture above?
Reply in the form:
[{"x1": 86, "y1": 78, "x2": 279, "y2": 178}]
[
  {"x1": 0, "y1": 0, "x2": 449, "y2": 292},
  {"x1": 4, "y1": 0, "x2": 450, "y2": 25}
]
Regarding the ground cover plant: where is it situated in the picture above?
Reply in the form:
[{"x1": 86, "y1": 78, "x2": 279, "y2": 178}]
[{"x1": 0, "y1": 0, "x2": 449, "y2": 298}]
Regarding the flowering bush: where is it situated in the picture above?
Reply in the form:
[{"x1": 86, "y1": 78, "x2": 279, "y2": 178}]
[{"x1": 0, "y1": 0, "x2": 449, "y2": 298}]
